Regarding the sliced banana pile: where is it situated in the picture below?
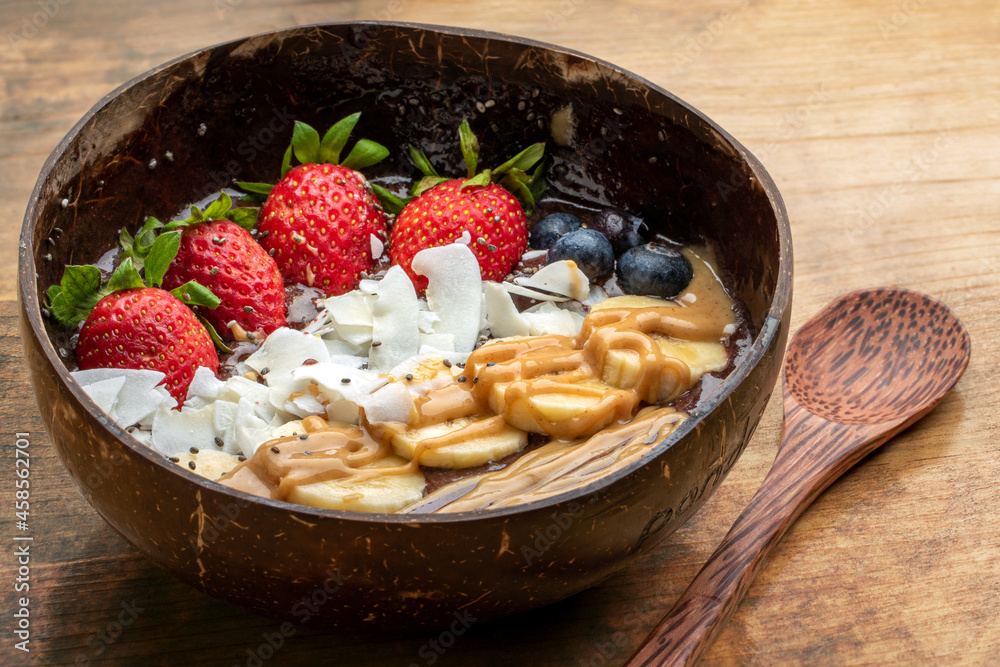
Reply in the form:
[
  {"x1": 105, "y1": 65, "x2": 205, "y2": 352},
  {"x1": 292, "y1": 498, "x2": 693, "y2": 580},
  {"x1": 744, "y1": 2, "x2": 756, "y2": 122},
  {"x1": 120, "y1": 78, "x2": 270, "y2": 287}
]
[
  {"x1": 287, "y1": 454, "x2": 425, "y2": 513},
  {"x1": 204, "y1": 290, "x2": 733, "y2": 514}
]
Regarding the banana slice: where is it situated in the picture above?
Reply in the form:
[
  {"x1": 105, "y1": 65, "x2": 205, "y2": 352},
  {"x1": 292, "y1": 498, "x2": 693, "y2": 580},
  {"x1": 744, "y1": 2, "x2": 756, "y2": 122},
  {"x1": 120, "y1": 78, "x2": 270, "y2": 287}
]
[
  {"x1": 657, "y1": 338, "x2": 728, "y2": 378},
  {"x1": 271, "y1": 419, "x2": 305, "y2": 438},
  {"x1": 286, "y1": 454, "x2": 425, "y2": 513},
  {"x1": 391, "y1": 416, "x2": 528, "y2": 468},
  {"x1": 590, "y1": 294, "x2": 677, "y2": 310},
  {"x1": 172, "y1": 450, "x2": 241, "y2": 481},
  {"x1": 488, "y1": 379, "x2": 625, "y2": 438},
  {"x1": 602, "y1": 337, "x2": 727, "y2": 400}
]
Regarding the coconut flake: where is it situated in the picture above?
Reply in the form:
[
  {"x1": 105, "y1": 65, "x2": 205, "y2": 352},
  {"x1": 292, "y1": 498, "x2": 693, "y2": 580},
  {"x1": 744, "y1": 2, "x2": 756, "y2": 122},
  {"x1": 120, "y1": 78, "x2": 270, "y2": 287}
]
[
  {"x1": 369, "y1": 265, "x2": 420, "y2": 372},
  {"x1": 522, "y1": 301, "x2": 585, "y2": 336},
  {"x1": 233, "y1": 398, "x2": 273, "y2": 457},
  {"x1": 150, "y1": 403, "x2": 217, "y2": 456},
  {"x1": 362, "y1": 381, "x2": 415, "y2": 424},
  {"x1": 484, "y1": 282, "x2": 531, "y2": 338},
  {"x1": 515, "y1": 260, "x2": 590, "y2": 301},
  {"x1": 187, "y1": 366, "x2": 224, "y2": 402},
  {"x1": 370, "y1": 233, "x2": 385, "y2": 259},
  {"x1": 412, "y1": 243, "x2": 483, "y2": 353},
  {"x1": 77, "y1": 375, "x2": 126, "y2": 414},
  {"x1": 245, "y1": 328, "x2": 330, "y2": 384}
]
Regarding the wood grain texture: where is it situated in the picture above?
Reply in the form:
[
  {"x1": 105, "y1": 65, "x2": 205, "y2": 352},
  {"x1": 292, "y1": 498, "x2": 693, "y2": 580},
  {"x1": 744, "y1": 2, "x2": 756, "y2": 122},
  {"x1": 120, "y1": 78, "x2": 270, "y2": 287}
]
[
  {"x1": 1, "y1": 0, "x2": 998, "y2": 665},
  {"x1": 626, "y1": 289, "x2": 971, "y2": 666}
]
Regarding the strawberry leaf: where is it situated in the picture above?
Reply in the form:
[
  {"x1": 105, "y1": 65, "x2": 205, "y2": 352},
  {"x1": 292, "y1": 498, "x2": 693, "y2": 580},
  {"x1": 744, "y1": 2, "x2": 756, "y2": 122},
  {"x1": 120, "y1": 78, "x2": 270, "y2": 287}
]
[
  {"x1": 170, "y1": 281, "x2": 220, "y2": 309},
  {"x1": 203, "y1": 192, "x2": 232, "y2": 220},
  {"x1": 196, "y1": 314, "x2": 233, "y2": 354},
  {"x1": 48, "y1": 291, "x2": 84, "y2": 327},
  {"x1": 320, "y1": 112, "x2": 360, "y2": 164},
  {"x1": 341, "y1": 139, "x2": 389, "y2": 171},
  {"x1": 144, "y1": 232, "x2": 181, "y2": 288},
  {"x1": 236, "y1": 181, "x2": 274, "y2": 195},
  {"x1": 107, "y1": 257, "x2": 145, "y2": 292},
  {"x1": 49, "y1": 265, "x2": 104, "y2": 326},
  {"x1": 227, "y1": 207, "x2": 258, "y2": 231},
  {"x1": 409, "y1": 146, "x2": 440, "y2": 178},
  {"x1": 528, "y1": 161, "x2": 547, "y2": 201},
  {"x1": 61, "y1": 265, "x2": 102, "y2": 308},
  {"x1": 459, "y1": 120, "x2": 480, "y2": 179},
  {"x1": 280, "y1": 144, "x2": 293, "y2": 178},
  {"x1": 291, "y1": 121, "x2": 321, "y2": 165},
  {"x1": 461, "y1": 169, "x2": 492, "y2": 191},
  {"x1": 500, "y1": 171, "x2": 536, "y2": 212},
  {"x1": 410, "y1": 175, "x2": 450, "y2": 197},
  {"x1": 493, "y1": 142, "x2": 545, "y2": 178},
  {"x1": 370, "y1": 184, "x2": 411, "y2": 216}
]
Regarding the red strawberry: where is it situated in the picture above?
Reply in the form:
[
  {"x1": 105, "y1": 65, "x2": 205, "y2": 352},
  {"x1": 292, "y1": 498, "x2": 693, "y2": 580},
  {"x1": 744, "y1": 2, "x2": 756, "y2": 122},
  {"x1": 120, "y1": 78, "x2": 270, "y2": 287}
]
[
  {"x1": 387, "y1": 121, "x2": 545, "y2": 291},
  {"x1": 48, "y1": 254, "x2": 222, "y2": 404},
  {"x1": 162, "y1": 219, "x2": 286, "y2": 341},
  {"x1": 240, "y1": 114, "x2": 390, "y2": 296},
  {"x1": 391, "y1": 181, "x2": 528, "y2": 291},
  {"x1": 76, "y1": 288, "x2": 219, "y2": 402},
  {"x1": 123, "y1": 193, "x2": 285, "y2": 342}
]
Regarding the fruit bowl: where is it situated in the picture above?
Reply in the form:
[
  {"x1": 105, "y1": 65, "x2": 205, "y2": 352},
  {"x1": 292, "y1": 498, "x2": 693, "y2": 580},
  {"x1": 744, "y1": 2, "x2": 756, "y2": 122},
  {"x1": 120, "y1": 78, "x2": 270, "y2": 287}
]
[{"x1": 18, "y1": 22, "x2": 791, "y2": 629}]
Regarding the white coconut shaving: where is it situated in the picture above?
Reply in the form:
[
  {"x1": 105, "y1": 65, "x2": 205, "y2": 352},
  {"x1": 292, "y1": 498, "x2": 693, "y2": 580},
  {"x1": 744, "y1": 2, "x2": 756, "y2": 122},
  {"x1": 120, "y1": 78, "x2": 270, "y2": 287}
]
[
  {"x1": 362, "y1": 381, "x2": 415, "y2": 424},
  {"x1": 514, "y1": 260, "x2": 590, "y2": 301},
  {"x1": 411, "y1": 243, "x2": 483, "y2": 354},
  {"x1": 521, "y1": 301, "x2": 585, "y2": 337},
  {"x1": 484, "y1": 282, "x2": 531, "y2": 338},
  {"x1": 369, "y1": 265, "x2": 421, "y2": 373},
  {"x1": 370, "y1": 233, "x2": 385, "y2": 259},
  {"x1": 73, "y1": 368, "x2": 177, "y2": 428}
]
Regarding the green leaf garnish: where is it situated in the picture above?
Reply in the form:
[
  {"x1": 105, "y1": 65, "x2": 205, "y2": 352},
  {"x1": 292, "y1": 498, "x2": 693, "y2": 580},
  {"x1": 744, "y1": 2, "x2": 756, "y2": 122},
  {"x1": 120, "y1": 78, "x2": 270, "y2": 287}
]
[
  {"x1": 459, "y1": 120, "x2": 480, "y2": 179},
  {"x1": 461, "y1": 169, "x2": 492, "y2": 191},
  {"x1": 410, "y1": 175, "x2": 450, "y2": 198},
  {"x1": 61, "y1": 265, "x2": 103, "y2": 307},
  {"x1": 48, "y1": 265, "x2": 105, "y2": 326},
  {"x1": 106, "y1": 257, "x2": 145, "y2": 292},
  {"x1": 196, "y1": 314, "x2": 233, "y2": 354},
  {"x1": 228, "y1": 207, "x2": 258, "y2": 231},
  {"x1": 370, "y1": 184, "x2": 411, "y2": 216},
  {"x1": 202, "y1": 192, "x2": 232, "y2": 220},
  {"x1": 409, "y1": 145, "x2": 440, "y2": 178},
  {"x1": 493, "y1": 142, "x2": 545, "y2": 178},
  {"x1": 320, "y1": 112, "x2": 361, "y2": 164},
  {"x1": 236, "y1": 182, "x2": 274, "y2": 195},
  {"x1": 500, "y1": 171, "x2": 536, "y2": 212},
  {"x1": 279, "y1": 144, "x2": 293, "y2": 178},
  {"x1": 143, "y1": 232, "x2": 181, "y2": 288},
  {"x1": 291, "y1": 121, "x2": 321, "y2": 165},
  {"x1": 169, "y1": 280, "x2": 220, "y2": 310},
  {"x1": 340, "y1": 139, "x2": 390, "y2": 171}
]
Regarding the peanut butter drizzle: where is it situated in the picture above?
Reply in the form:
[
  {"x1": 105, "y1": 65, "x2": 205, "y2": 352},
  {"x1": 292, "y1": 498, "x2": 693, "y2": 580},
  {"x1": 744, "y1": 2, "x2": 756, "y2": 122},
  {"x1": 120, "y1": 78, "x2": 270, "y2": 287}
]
[
  {"x1": 219, "y1": 246, "x2": 736, "y2": 511},
  {"x1": 219, "y1": 415, "x2": 415, "y2": 501},
  {"x1": 404, "y1": 407, "x2": 687, "y2": 513}
]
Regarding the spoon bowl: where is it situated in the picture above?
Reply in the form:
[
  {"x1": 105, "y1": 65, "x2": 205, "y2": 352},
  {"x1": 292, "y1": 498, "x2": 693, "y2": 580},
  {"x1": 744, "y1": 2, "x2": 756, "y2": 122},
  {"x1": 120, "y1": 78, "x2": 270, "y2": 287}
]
[{"x1": 627, "y1": 287, "x2": 971, "y2": 666}]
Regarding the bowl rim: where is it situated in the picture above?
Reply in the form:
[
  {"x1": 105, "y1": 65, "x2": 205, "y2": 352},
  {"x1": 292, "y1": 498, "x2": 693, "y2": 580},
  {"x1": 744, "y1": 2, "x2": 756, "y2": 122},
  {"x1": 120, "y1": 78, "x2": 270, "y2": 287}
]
[{"x1": 18, "y1": 20, "x2": 792, "y2": 525}]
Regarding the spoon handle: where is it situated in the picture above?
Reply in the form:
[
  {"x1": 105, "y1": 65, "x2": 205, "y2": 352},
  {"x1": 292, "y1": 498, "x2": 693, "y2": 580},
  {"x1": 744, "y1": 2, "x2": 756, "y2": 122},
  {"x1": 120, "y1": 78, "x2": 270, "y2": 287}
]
[{"x1": 624, "y1": 400, "x2": 901, "y2": 667}]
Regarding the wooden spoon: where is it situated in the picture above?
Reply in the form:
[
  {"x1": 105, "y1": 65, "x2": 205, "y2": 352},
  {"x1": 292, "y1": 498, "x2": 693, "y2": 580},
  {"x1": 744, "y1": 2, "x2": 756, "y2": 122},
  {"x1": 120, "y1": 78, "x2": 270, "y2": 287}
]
[{"x1": 626, "y1": 288, "x2": 971, "y2": 666}]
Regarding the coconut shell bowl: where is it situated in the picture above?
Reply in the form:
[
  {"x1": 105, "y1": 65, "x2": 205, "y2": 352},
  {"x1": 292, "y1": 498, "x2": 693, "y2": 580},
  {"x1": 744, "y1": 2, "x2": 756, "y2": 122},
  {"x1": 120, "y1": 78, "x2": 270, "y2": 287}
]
[{"x1": 17, "y1": 22, "x2": 792, "y2": 630}]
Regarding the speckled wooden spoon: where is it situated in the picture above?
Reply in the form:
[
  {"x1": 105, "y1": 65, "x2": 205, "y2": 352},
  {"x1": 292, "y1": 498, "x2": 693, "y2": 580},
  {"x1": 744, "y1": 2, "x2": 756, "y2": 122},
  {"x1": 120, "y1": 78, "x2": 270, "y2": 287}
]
[{"x1": 626, "y1": 288, "x2": 971, "y2": 667}]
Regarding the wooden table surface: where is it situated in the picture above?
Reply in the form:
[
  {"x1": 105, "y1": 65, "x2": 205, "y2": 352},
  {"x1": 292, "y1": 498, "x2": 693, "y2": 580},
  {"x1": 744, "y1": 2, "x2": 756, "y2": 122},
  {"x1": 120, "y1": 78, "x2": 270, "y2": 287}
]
[{"x1": 2, "y1": 0, "x2": 998, "y2": 664}]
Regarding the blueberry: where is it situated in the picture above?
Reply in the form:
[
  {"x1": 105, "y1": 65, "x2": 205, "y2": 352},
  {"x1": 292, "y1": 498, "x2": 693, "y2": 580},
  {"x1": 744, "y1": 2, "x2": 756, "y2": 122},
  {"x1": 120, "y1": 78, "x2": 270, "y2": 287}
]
[
  {"x1": 547, "y1": 229, "x2": 615, "y2": 282},
  {"x1": 616, "y1": 243, "x2": 693, "y2": 298},
  {"x1": 529, "y1": 212, "x2": 583, "y2": 249},
  {"x1": 588, "y1": 207, "x2": 648, "y2": 255}
]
